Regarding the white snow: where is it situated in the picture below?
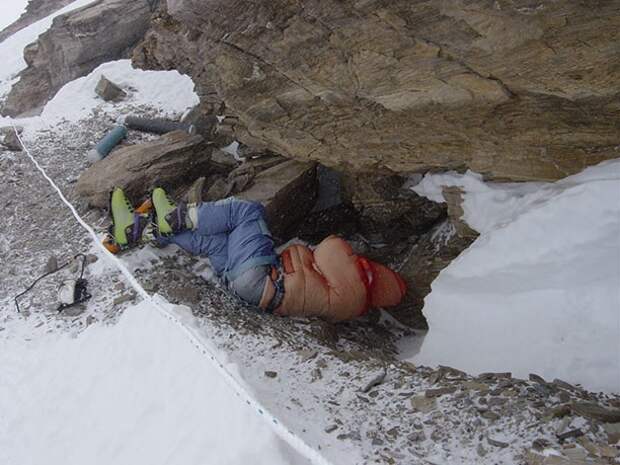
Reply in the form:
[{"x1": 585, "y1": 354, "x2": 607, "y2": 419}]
[
  {"x1": 1, "y1": 59, "x2": 199, "y2": 132},
  {"x1": 0, "y1": 0, "x2": 97, "y2": 100},
  {"x1": 0, "y1": 298, "x2": 307, "y2": 465},
  {"x1": 39, "y1": 60, "x2": 199, "y2": 125},
  {"x1": 0, "y1": 0, "x2": 29, "y2": 31},
  {"x1": 411, "y1": 160, "x2": 620, "y2": 393}
]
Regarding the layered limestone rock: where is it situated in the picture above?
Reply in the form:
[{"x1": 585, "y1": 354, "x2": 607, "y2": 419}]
[
  {"x1": 237, "y1": 159, "x2": 318, "y2": 238},
  {"x1": 134, "y1": 0, "x2": 620, "y2": 181},
  {"x1": 76, "y1": 131, "x2": 211, "y2": 208},
  {"x1": 0, "y1": 0, "x2": 75, "y2": 43},
  {"x1": 1, "y1": 0, "x2": 153, "y2": 116}
]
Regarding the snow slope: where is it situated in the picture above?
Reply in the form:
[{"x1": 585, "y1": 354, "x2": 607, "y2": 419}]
[
  {"x1": 0, "y1": 0, "x2": 96, "y2": 100},
  {"x1": 412, "y1": 161, "x2": 620, "y2": 393},
  {"x1": 39, "y1": 59, "x2": 199, "y2": 125},
  {"x1": 0, "y1": 298, "x2": 307, "y2": 465},
  {"x1": 0, "y1": 0, "x2": 29, "y2": 31},
  {"x1": 1, "y1": 59, "x2": 199, "y2": 132}
]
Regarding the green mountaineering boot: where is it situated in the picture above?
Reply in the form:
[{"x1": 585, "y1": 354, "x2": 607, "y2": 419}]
[
  {"x1": 151, "y1": 187, "x2": 195, "y2": 235},
  {"x1": 108, "y1": 187, "x2": 151, "y2": 249}
]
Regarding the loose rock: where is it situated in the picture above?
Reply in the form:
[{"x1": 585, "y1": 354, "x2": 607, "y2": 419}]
[
  {"x1": 572, "y1": 402, "x2": 620, "y2": 423},
  {"x1": 410, "y1": 396, "x2": 437, "y2": 413},
  {"x1": 95, "y1": 75, "x2": 127, "y2": 102},
  {"x1": 487, "y1": 436, "x2": 510, "y2": 448},
  {"x1": 76, "y1": 131, "x2": 211, "y2": 208},
  {"x1": 361, "y1": 368, "x2": 387, "y2": 393},
  {"x1": 425, "y1": 386, "x2": 457, "y2": 398}
]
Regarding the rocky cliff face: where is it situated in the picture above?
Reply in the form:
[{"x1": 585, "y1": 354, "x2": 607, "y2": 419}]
[
  {"x1": 1, "y1": 0, "x2": 153, "y2": 117},
  {"x1": 134, "y1": 0, "x2": 620, "y2": 181},
  {"x1": 0, "y1": 0, "x2": 75, "y2": 43}
]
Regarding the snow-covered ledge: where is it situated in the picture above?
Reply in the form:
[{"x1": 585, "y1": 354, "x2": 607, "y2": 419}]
[{"x1": 410, "y1": 160, "x2": 620, "y2": 393}]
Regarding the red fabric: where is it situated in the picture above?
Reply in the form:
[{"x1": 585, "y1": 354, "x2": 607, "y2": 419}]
[
  {"x1": 364, "y1": 259, "x2": 407, "y2": 308},
  {"x1": 356, "y1": 257, "x2": 374, "y2": 316},
  {"x1": 276, "y1": 237, "x2": 407, "y2": 321}
]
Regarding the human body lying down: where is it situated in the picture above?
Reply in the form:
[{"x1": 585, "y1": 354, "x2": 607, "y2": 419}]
[{"x1": 106, "y1": 187, "x2": 406, "y2": 321}]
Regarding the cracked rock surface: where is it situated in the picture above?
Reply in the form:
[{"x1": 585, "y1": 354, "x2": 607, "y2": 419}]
[{"x1": 134, "y1": 0, "x2": 620, "y2": 181}]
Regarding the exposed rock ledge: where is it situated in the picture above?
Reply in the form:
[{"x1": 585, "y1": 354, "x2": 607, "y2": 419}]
[
  {"x1": 134, "y1": 0, "x2": 620, "y2": 181},
  {"x1": 1, "y1": 0, "x2": 153, "y2": 117},
  {"x1": 0, "y1": 0, "x2": 75, "y2": 44}
]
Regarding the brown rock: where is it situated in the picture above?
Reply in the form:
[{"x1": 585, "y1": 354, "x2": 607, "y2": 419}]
[
  {"x1": 210, "y1": 149, "x2": 240, "y2": 172},
  {"x1": 237, "y1": 159, "x2": 318, "y2": 238},
  {"x1": 134, "y1": 1, "x2": 619, "y2": 182},
  {"x1": 425, "y1": 386, "x2": 457, "y2": 398},
  {"x1": 545, "y1": 404, "x2": 572, "y2": 420},
  {"x1": 481, "y1": 410, "x2": 500, "y2": 421},
  {"x1": 76, "y1": 131, "x2": 211, "y2": 208},
  {"x1": 487, "y1": 436, "x2": 509, "y2": 448},
  {"x1": 462, "y1": 381, "x2": 490, "y2": 392},
  {"x1": 2, "y1": 0, "x2": 151, "y2": 116},
  {"x1": 442, "y1": 186, "x2": 479, "y2": 239},
  {"x1": 204, "y1": 176, "x2": 232, "y2": 201},
  {"x1": 572, "y1": 402, "x2": 620, "y2": 423},
  {"x1": 95, "y1": 75, "x2": 127, "y2": 102},
  {"x1": 410, "y1": 395, "x2": 436, "y2": 413},
  {"x1": 181, "y1": 105, "x2": 219, "y2": 141},
  {"x1": 341, "y1": 173, "x2": 446, "y2": 230},
  {"x1": 394, "y1": 219, "x2": 475, "y2": 328},
  {"x1": 168, "y1": 285, "x2": 201, "y2": 305},
  {"x1": 556, "y1": 429, "x2": 584, "y2": 441},
  {"x1": 228, "y1": 155, "x2": 287, "y2": 179},
  {"x1": 479, "y1": 372, "x2": 512, "y2": 380},
  {"x1": 603, "y1": 423, "x2": 620, "y2": 444},
  {"x1": 529, "y1": 374, "x2": 548, "y2": 384},
  {"x1": 0, "y1": 128, "x2": 23, "y2": 151}
]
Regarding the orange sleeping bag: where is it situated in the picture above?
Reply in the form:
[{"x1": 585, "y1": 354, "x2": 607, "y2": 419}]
[{"x1": 275, "y1": 236, "x2": 406, "y2": 321}]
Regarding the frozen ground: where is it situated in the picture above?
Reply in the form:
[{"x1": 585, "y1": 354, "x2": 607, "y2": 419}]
[
  {"x1": 0, "y1": 298, "x2": 308, "y2": 465},
  {"x1": 0, "y1": 62, "x2": 617, "y2": 465},
  {"x1": 1, "y1": 8, "x2": 619, "y2": 465}
]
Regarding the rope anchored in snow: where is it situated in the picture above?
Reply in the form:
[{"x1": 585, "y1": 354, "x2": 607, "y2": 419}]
[{"x1": 12, "y1": 124, "x2": 335, "y2": 465}]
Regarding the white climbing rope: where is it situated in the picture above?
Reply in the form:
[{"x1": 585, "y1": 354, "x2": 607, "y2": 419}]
[{"x1": 12, "y1": 125, "x2": 335, "y2": 465}]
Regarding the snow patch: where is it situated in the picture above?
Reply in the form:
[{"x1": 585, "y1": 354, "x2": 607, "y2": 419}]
[
  {"x1": 0, "y1": 0, "x2": 29, "y2": 31},
  {"x1": 0, "y1": 298, "x2": 306, "y2": 465},
  {"x1": 39, "y1": 60, "x2": 199, "y2": 124},
  {"x1": 2, "y1": 59, "x2": 199, "y2": 134},
  {"x1": 412, "y1": 160, "x2": 620, "y2": 393}
]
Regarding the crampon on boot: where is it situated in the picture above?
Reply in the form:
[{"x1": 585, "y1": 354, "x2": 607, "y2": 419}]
[
  {"x1": 104, "y1": 187, "x2": 152, "y2": 253},
  {"x1": 151, "y1": 187, "x2": 191, "y2": 235}
]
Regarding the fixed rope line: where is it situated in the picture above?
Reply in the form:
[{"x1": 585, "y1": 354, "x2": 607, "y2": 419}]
[{"x1": 12, "y1": 124, "x2": 334, "y2": 465}]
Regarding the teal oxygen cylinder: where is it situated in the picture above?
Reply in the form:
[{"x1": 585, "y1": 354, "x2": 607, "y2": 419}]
[{"x1": 87, "y1": 125, "x2": 128, "y2": 162}]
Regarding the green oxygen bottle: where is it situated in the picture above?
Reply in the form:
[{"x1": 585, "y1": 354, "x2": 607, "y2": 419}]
[{"x1": 87, "y1": 125, "x2": 128, "y2": 162}]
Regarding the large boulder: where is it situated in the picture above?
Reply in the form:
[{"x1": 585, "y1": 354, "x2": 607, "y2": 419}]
[
  {"x1": 134, "y1": 1, "x2": 620, "y2": 182},
  {"x1": 341, "y1": 173, "x2": 447, "y2": 236},
  {"x1": 1, "y1": 0, "x2": 152, "y2": 116},
  {"x1": 386, "y1": 186, "x2": 478, "y2": 328},
  {"x1": 76, "y1": 131, "x2": 211, "y2": 208},
  {"x1": 237, "y1": 159, "x2": 318, "y2": 239},
  {"x1": 391, "y1": 218, "x2": 477, "y2": 329},
  {"x1": 0, "y1": 126, "x2": 24, "y2": 152}
]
